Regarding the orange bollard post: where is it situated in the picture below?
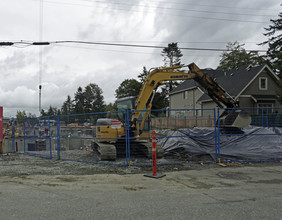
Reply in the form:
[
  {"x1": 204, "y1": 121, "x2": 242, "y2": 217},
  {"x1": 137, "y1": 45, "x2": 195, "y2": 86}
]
[{"x1": 144, "y1": 130, "x2": 165, "y2": 179}]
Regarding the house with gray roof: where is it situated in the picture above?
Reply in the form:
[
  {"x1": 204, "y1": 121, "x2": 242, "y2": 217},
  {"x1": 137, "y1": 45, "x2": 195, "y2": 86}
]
[{"x1": 169, "y1": 64, "x2": 282, "y2": 118}]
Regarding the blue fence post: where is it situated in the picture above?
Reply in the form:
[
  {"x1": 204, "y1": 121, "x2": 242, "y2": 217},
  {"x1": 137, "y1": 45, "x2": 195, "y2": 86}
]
[
  {"x1": 213, "y1": 108, "x2": 218, "y2": 162},
  {"x1": 12, "y1": 119, "x2": 15, "y2": 153},
  {"x1": 48, "y1": 116, "x2": 52, "y2": 159},
  {"x1": 57, "y1": 115, "x2": 60, "y2": 160},
  {"x1": 262, "y1": 111, "x2": 264, "y2": 127},
  {"x1": 125, "y1": 109, "x2": 130, "y2": 166},
  {"x1": 217, "y1": 108, "x2": 221, "y2": 163},
  {"x1": 24, "y1": 118, "x2": 26, "y2": 153}
]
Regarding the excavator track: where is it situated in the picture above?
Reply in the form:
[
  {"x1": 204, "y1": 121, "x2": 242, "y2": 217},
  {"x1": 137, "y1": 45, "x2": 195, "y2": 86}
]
[
  {"x1": 132, "y1": 140, "x2": 164, "y2": 159},
  {"x1": 92, "y1": 141, "x2": 117, "y2": 160},
  {"x1": 92, "y1": 140, "x2": 164, "y2": 160}
]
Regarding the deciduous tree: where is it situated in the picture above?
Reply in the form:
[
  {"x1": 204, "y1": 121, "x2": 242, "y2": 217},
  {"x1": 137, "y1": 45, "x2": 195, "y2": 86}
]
[{"x1": 115, "y1": 79, "x2": 142, "y2": 98}]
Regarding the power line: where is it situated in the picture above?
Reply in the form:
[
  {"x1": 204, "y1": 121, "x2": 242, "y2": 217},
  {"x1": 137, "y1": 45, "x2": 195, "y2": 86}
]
[
  {"x1": 72, "y1": 0, "x2": 280, "y2": 13},
  {"x1": 54, "y1": 40, "x2": 264, "y2": 44},
  {"x1": 54, "y1": 44, "x2": 222, "y2": 57},
  {"x1": 75, "y1": 0, "x2": 275, "y2": 17},
  {"x1": 52, "y1": 40, "x2": 268, "y2": 52},
  {"x1": 0, "y1": 40, "x2": 268, "y2": 52},
  {"x1": 139, "y1": 0, "x2": 280, "y2": 12},
  {"x1": 35, "y1": 0, "x2": 271, "y2": 24}
]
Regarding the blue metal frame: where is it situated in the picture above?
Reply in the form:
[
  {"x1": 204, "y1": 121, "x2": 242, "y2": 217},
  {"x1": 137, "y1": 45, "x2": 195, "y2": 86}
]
[
  {"x1": 15, "y1": 107, "x2": 282, "y2": 165},
  {"x1": 57, "y1": 115, "x2": 60, "y2": 160},
  {"x1": 48, "y1": 116, "x2": 52, "y2": 159},
  {"x1": 24, "y1": 118, "x2": 26, "y2": 153}
]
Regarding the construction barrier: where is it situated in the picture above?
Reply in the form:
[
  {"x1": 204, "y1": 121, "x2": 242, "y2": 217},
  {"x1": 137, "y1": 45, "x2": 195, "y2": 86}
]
[
  {"x1": 4, "y1": 107, "x2": 282, "y2": 166},
  {"x1": 144, "y1": 130, "x2": 165, "y2": 178}
]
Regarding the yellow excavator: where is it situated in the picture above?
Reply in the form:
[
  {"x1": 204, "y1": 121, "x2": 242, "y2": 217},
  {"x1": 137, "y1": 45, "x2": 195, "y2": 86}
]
[{"x1": 93, "y1": 63, "x2": 251, "y2": 160}]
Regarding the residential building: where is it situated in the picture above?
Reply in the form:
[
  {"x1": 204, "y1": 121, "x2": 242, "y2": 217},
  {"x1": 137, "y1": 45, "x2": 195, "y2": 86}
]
[{"x1": 169, "y1": 64, "x2": 282, "y2": 118}]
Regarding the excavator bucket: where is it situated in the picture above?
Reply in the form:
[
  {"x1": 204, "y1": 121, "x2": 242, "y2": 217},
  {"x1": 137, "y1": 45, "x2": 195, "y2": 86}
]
[{"x1": 219, "y1": 109, "x2": 251, "y2": 128}]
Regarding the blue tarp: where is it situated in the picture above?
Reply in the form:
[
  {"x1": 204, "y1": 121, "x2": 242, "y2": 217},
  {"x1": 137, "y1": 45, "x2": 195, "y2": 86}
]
[{"x1": 159, "y1": 126, "x2": 282, "y2": 160}]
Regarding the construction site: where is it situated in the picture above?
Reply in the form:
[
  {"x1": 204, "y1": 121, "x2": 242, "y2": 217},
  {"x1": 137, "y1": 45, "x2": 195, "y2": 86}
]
[
  {"x1": 1, "y1": 63, "x2": 282, "y2": 165},
  {"x1": 1, "y1": 64, "x2": 282, "y2": 219},
  {"x1": 1, "y1": 0, "x2": 282, "y2": 218}
]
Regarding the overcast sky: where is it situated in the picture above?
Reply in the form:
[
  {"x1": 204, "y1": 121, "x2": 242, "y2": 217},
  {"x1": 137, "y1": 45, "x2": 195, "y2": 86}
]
[{"x1": 0, "y1": 0, "x2": 280, "y2": 117}]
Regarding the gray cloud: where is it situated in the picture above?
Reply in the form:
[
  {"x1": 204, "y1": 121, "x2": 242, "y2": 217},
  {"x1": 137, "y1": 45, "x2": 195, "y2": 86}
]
[{"x1": 0, "y1": 0, "x2": 280, "y2": 117}]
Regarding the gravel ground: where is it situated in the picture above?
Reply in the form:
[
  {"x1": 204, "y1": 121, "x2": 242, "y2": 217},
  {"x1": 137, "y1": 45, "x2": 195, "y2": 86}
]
[
  {"x1": 1, "y1": 153, "x2": 282, "y2": 220},
  {"x1": 1, "y1": 152, "x2": 282, "y2": 176}
]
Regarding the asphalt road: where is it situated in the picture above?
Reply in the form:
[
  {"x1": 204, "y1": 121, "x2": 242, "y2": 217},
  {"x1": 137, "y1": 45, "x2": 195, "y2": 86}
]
[{"x1": 0, "y1": 164, "x2": 282, "y2": 220}]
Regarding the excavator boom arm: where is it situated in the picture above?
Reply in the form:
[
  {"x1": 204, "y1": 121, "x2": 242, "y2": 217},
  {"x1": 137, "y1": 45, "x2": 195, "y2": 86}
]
[{"x1": 132, "y1": 63, "x2": 240, "y2": 134}]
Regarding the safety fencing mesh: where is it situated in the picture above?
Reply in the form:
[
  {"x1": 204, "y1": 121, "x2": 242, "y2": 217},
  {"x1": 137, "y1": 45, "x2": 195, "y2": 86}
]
[
  {"x1": 23, "y1": 116, "x2": 57, "y2": 159},
  {"x1": 58, "y1": 111, "x2": 128, "y2": 166},
  {"x1": 6, "y1": 107, "x2": 282, "y2": 166}
]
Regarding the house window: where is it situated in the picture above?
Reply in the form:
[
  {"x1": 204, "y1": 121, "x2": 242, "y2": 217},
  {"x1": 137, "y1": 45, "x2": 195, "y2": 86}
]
[
  {"x1": 195, "y1": 109, "x2": 202, "y2": 116},
  {"x1": 257, "y1": 103, "x2": 273, "y2": 115},
  {"x1": 183, "y1": 91, "x2": 188, "y2": 99},
  {"x1": 259, "y1": 77, "x2": 268, "y2": 90}
]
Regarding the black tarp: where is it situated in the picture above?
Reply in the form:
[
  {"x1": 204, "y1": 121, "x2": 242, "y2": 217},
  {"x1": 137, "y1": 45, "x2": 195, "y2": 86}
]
[{"x1": 159, "y1": 126, "x2": 282, "y2": 160}]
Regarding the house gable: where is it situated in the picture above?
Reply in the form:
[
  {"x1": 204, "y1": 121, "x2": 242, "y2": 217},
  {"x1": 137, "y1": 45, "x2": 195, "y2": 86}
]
[
  {"x1": 170, "y1": 64, "x2": 282, "y2": 110},
  {"x1": 236, "y1": 65, "x2": 280, "y2": 98},
  {"x1": 197, "y1": 64, "x2": 280, "y2": 104}
]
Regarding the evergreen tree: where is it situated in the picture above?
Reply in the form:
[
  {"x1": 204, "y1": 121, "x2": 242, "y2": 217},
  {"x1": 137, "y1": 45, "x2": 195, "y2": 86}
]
[
  {"x1": 61, "y1": 95, "x2": 73, "y2": 115},
  {"x1": 160, "y1": 42, "x2": 183, "y2": 107},
  {"x1": 161, "y1": 42, "x2": 183, "y2": 67},
  {"x1": 40, "y1": 109, "x2": 47, "y2": 116},
  {"x1": 47, "y1": 106, "x2": 58, "y2": 116},
  {"x1": 217, "y1": 41, "x2": 265, "y2": 71},
  {"x1": 260, "y1": 11, "x2": 282, "y2": 104},
  {"x1": 260, "y1": 12, "x2": 281, "y2": 76},
  {"x1": 84, "y1": 83, "x2": 106, "y2": 113},
  {"x1": 138, "y1": 66, "x2": 149, "y2": 83},
  {"x1": 73, "y1": 86, "x2": 85, "y2": 114}
]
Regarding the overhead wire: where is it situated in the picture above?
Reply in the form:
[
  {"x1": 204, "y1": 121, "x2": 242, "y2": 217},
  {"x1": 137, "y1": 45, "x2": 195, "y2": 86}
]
[
  {"x1": 66, "y1": 0, "x2": 280, "y2": 14},
  {"x1": 51, "y1": 40, "x2": 268, "y2": 52},
  {"x1": 34, "y1": 0, "x2": 272, "y2": 24},
  {"x1": 0, "y1": 40, "x2": 268, "y2": 52},
  {"x1": 72, "y1": 0, "x2": 275, "y2": 17},
  {"x1": 129, "y1": 0, "x2": 280, "y2": 12},
  {"x1": 53, "y1": 44, "x2": 222, "y2": 57}
]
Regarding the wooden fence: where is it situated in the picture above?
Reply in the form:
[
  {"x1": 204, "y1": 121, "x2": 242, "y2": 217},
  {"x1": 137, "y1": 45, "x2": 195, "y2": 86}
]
[{"x1": 151, "y1": 116, "x2": 215, "y2": 129}]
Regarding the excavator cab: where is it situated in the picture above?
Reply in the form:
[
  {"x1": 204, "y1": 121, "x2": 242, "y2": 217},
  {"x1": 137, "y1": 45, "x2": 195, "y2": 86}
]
[
  {"x1": 116, "y1": 96, "x2": 135, "y2": 122},
  {"x1": 116, "y1": 96, "x2": 150, "y2": 137}
]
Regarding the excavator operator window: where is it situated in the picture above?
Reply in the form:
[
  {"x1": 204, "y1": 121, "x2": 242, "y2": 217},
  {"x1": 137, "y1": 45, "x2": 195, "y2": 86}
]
[{"x1": 116, "y1": 96, "x2": 136, "y2": 122}]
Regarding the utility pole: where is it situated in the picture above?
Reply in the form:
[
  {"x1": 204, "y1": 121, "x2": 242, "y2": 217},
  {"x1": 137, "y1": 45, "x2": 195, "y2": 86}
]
[{"x1": 39, "y1": 0, "x2": 43, "y2": 114}]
